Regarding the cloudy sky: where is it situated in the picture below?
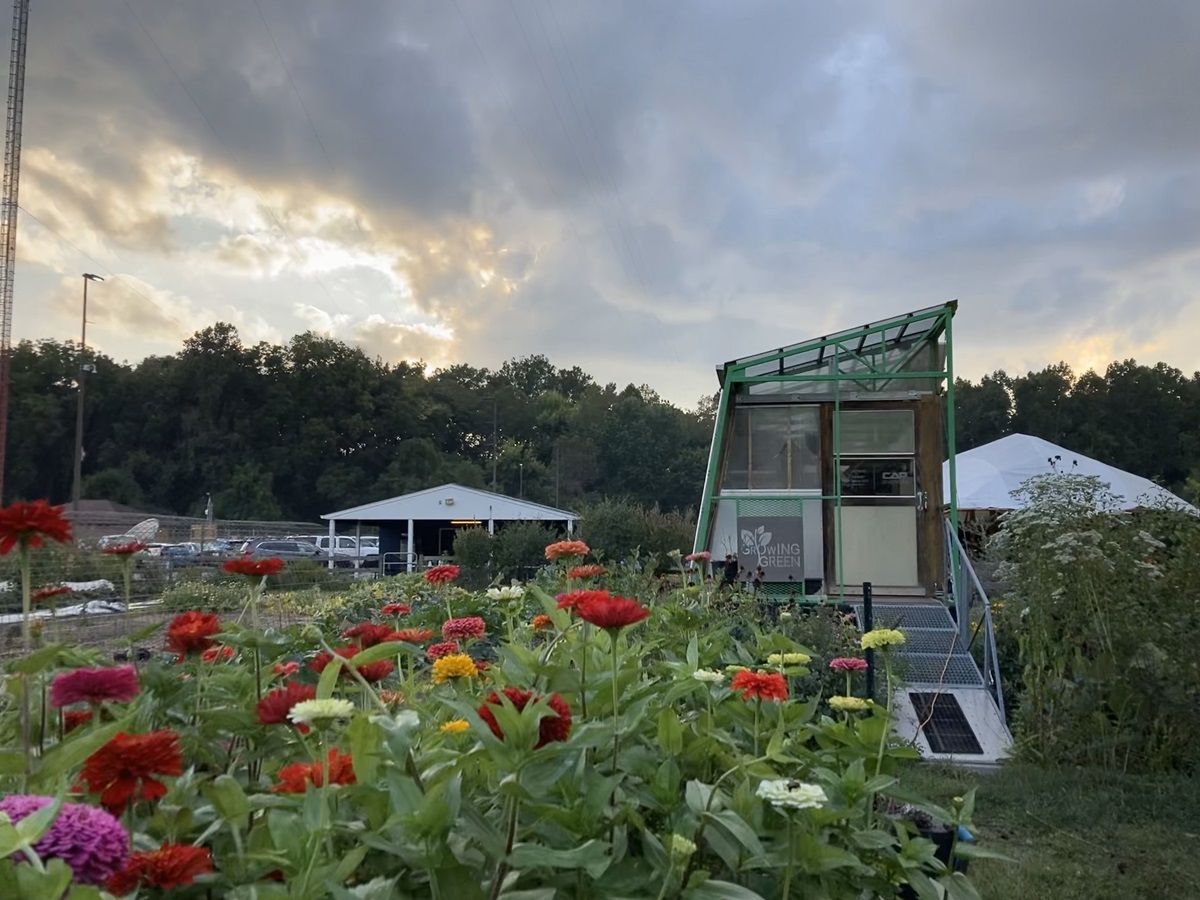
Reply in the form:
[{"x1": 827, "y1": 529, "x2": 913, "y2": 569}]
[{"x1": 11, "y1": 0, "x2": 1200, "y2": 406}]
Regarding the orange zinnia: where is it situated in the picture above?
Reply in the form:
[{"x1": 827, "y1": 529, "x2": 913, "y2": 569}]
[
  {"x1": 730, "y1": 670, "x2": 788, "y2": 703},
  {"x1": 545, "y1": 540, "x2": 589, "y2": 561}
]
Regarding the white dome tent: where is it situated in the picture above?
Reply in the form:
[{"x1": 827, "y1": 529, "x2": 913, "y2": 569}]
[{"x1": 943, "y1": 433, "x2": 1196, "y2": 513}]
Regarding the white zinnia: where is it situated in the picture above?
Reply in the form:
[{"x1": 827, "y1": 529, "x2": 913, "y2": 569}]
[
  {"x1": 755, "y1": 779, "x2": 827, "y2": 810},
  {"x1": 288, "y1": 698, "x2": 356, "y2": 726},
  {"x1": 692, "y1": 668, "x2": 725, "y2": 684},
  {"x1": 486, "y1": 585, "x2": 526, "y2": 601}
]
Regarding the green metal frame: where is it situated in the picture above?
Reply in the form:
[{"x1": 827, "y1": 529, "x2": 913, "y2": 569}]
[{"x1": 694, "y1": 301, "x2": 960, "y2": 604}]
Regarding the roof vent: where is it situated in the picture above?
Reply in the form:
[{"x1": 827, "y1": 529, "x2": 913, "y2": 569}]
[{"x1": 445, "y1": 497, "x2": 455, "y2": 506}]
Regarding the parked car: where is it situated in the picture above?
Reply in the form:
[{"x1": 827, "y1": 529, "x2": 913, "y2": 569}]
[
  {"x1": 287, "y1": 535, "x2": 376, "y2": 559},
  {"x1": 237, "y1": 539, "x2": 324, "y2": 560}
]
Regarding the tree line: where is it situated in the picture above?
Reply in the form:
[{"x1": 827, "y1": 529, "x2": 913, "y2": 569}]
[
  {"x1": 7, "y1": 323, "x2": 1199, "y2": 522},
  {"x1": 955, "y1": 360, "x2": 1200, "y2": 503},
  {"x1": 5, "y1": 324, "x2": 715, "y2": 522}
]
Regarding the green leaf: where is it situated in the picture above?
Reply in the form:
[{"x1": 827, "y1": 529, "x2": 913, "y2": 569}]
[
  {"x1": 329, "y1": 876, "x2": 398, "y2": 900},
  {"x1": 953, "y1": 843, "x2": 1015, "y2": 863},
  {"x1": 507, "y1": 840, "x2": 611, "y2": 878},
  {"x1": 705, "y1": 810, "x2": 765, "y2": 858},
  {"x1": 958, "y1": 787, "x2": 977, "y2": 823},
  {"x1": 0, "y1": 822, "x2": 22, "y2": 860},
  {"x1": 685, "y1": 780, "x2": 715, "y2": 815},
  {"x1": 14, "y1": 792, "x2": 64, "y2": 856},
  {"x1": 499, "y1": 890, "x2": 558, "y2": 900},
  {"x1": 348, "y1": 641, "x2": 410, "y2": 668},
  {"x1": 204, "y1": 774, "x2": 250, "y2": 823},
  {"x1": 6, "y1": 644, "x2": 68, "y2": 675},
  {"x1": 941, "y1": 871, "x2": 982, "y2": 900},
  {"x1": 864, "y1": 774, "x2": 898, "y2": 794},
  {"x1": 36, "y1": 720, "x2": 123, "y2": 784},
  {"x1": 14, "y1": 857, "x2": 73, "y2": 899},
  {"x1": 850, "y1": 829, "x2": 898, "y2": 850},
  {"x1": 656, "y1": 708, "x2": 684, "y2": 755},
  {"x1": 686, "y1": 879, "x2": 768, "y2": 899},
  {"x1": 331, "y1": 845, "x2": 369, "y2": 883},
  {"x1": 316, "y1": 653, "x2": 343, "y2": 699},
  {"x1": 0, "y1": 751, "x2": 26, "y2": 776},
  {"x1": 348, "y1": 715, "x2": 384, "y2": 783},
  {"x1": 905, "y1": 870, "x2": 945, "y2": 900}
]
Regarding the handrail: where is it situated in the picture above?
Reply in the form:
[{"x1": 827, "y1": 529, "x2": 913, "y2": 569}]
[{"x1": 943, "y1": 516, "x2": 1007, "y2": 724}]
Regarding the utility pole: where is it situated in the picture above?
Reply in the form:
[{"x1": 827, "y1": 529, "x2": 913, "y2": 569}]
[
  {"x1": 519, "y1": 462, "x2": 524, "y2": 499},
  {"x1": 555, "y1": 441, "x2": 560, "y2": 508},
  {"x1": 491, "y1": 396, "x2": 498, "y2": 491},
  {"x1": 71, "y1": 273, "x2": 103, "y2": 513},
  {"x1": 0, "y1": 0, "x2": 32, "y2": 505}
]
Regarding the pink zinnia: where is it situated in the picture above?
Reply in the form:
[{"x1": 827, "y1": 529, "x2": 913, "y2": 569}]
[
  {"x1": 427, "y1": 641, "x2": 460, "y2": 660},
  {"x1": 51, "y1": 666, "x2": 140, "y2": 708},
  {"x1": 442, "y1": 616, "x2": 486, "y2": 642},
  {"x1": 829, "y1": 657, "x2": 869, "y2": 672}
]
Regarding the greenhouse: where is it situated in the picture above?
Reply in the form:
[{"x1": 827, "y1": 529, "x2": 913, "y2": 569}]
[{"x1": 694, "y1": 301, "x2": 961, "y2": 603}]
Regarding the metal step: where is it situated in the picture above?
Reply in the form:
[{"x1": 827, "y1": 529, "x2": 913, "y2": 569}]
[{"x1": 849, "y1": 602, "x2": 984, "y2": 689}]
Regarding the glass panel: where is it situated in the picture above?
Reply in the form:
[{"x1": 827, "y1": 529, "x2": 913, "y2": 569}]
[
  {"x1": 838, "y1": 410, "x2": 914, "y2": 454},
  {"x1": 840, "y1": 458, "x2": 916, "y2": 497},
  {"x1": 720, "y1": 405, "x2": 820, "y2": 489},
  {"x1": 721, "y1": 407, "x2": 750, "y2": 489},
  {"x1": 750, "y1": 407, "x2": 791, "y2": 488}
]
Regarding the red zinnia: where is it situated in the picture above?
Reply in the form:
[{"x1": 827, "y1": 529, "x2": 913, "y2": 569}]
[
  {"x1": 106, "y1": 843, "x2": 213, "y2": 895},
  {"x1": 256, "y1": 681, "x2": 317, "y2": 729},
  {"x1": 424, "y1": 564, "x2": 460, "y2": 585},
  {"x1": 310, "y1": 647, "x2": 395, "y2": 683},
  {"x1": 556, "y1": 589, "x2": 611, "y2": 611},
  {"x1": 426, "y1": 641, "x2": 459, "y2": 661},
  {"x1": 51, "y1": 665, "x2": 139, "y2": 708},
  {"x1": 200, "y1": 646, "x2": 236, "y2": 664},
  {"x1": 829, "y1": 657, "x2": 869, "y2": 672},
  {"x1": 32, "y1": 585, "x2": 72, "y2": 602},
  {"x1": 273, "y1": 749, "x2": 357, "y2": 794},
  {"x1": 223, "y1": 557, "x2": 285, "y2": 578},
  {"x1": 545, "y1": 540, "x2": 589, "y2": 561},
  {"x1": 272, "y1": 661, "x2": 300, "y2": 677},
  {"x1": 0, "y1": 499, "x2": 72, "y2": 555},
  {"x1": 78, "y1": 730, "x2": 184, "y2": 813},
  {"x1": 442, "y1": 616, "x2": 486, "y2": 641},
  {"x1": 532, "y1": 614, "x2": 554, "y2": 631},
  {"x1": 165, "y1": 611, "x2": 222, "y2": 655},
  {"x1": 567, "y1": 564, "x2": 606, "y2": 579},
  {"x1": 381, "y1": 602, "x2": 411, "y2": 616},
  {"x1": 387, "y1": 628, "x2": 436, "y2": 645},
  {"x1": 64, "y1": 709, "x2": 94, "y2": 732},
  {"x1": 342, "y1": 622, "x2": 394, "y2": 648},
  {"x1": 103, "y1": 542, "x2": 146, "y2": 557},
  {"x1": 730, "y1": 670, "x2": 789, "y2": 703},
  {"x1": 575, "y1": 595, "x2": 651, "y2": 633},
  {"x1": 477, "y1": 687, "x2": 573, "y2": 749}
]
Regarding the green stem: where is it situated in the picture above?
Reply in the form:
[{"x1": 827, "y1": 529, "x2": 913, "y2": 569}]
[
  {"x1": 873, "y1": 654, "x2": 894, "y2": 779},
  {"x1": 782, "y1": 816, "x2": 794, "y2": 898},
  {"x1": 123, "y1": 560, "x2": 133, "y2": 659},
  {"x1": 753, "y1": 700, "x2": 761, "y2": 757},
  {"x1": 579, "y1": 621, "x2": 590, "y2": 719},
  {"x1": 488, "y1": 795, "x2": 520, "y2": 900},
  {"x1": 610, "y1": 634, "x2": 621, "y2": 772},
  {"x1": 19, "y1": 548, "x2": 32, "y2": 788}
]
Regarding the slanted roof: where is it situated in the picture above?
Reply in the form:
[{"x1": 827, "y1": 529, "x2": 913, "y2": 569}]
[
  {"x1": 718, "y1": 301, "x2": 956, "y2": 387},
  {"x1": 322, "y1": 484, "x2": 578, "y2": 523},
  {"x1": 943, "y1": 434, "x2": 1197, "y2": 512}
]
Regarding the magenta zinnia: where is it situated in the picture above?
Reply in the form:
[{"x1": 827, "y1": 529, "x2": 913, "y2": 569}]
[
  {"x1": 51, "y1": 666, "x2": 140, "y2": 708},
  {"x1": 829, "y1": 657, "x2": 869, "y2": 672},
  {"x1": 0, "y1": 795, "x2": 129, "y2": 886}
]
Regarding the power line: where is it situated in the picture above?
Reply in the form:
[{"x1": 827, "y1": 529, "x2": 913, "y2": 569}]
[
  {"x1": 540, "y1": 0, "x2": 662, "y2": 303},
  {"x1": 17, "y1": 204, "x2": 185, "y2": 328},
  {"x1": 119, "y1": 0, "x2": 345, "y2": 313},
  {"x1": 250, "y1": 0, "x2": 336, "y2": 178}
]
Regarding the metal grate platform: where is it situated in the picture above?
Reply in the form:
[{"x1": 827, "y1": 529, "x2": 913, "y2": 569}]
[
  {"x1": 909, "y1": 693, "x2": 985, "y2": 755},
  {"x1": 895, "y1": 653, "x2": 984, "y2": 688},
  {"x1": 850, "y1": 602, "x2": 957, "y2": 631}
]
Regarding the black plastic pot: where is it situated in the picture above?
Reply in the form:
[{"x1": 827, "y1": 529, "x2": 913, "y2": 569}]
[{"x1": 896, "y1": 827, "x2": 969, "y2": 899}]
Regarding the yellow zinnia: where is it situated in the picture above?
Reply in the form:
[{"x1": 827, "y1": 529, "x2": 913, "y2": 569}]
[
  {"x1": 860, "y1": 628, "x2": 906, "y2": 651},
  {"x1": 828, "y1": 695, "x2": 872, "y2": 712},
  {"x1": 767, "y1": 652, "x2": 812, "y2": 666},
  {"x1": 440, "y1": 719, "x2": 470, "y2": 734},
  {"x1": 431, "y1": 653, "x2": 478, "y2": 684}
]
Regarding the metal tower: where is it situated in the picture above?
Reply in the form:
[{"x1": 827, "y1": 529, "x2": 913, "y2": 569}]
[{"x1": 0, "y1": 0, "x2": 29, "y2": 504}]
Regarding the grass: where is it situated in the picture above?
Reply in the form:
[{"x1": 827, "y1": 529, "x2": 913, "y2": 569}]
[{"x1": 907, "y1": 763, "x2": 1200, "y2": 900}]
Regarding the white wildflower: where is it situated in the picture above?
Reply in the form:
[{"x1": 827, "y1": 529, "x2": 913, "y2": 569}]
[
  {"x1": 755, "y1": 779, "x2": 827, "y2": 810},
  {"x1": 486, "y1": 585, "x2": 525, "y2": 601}
]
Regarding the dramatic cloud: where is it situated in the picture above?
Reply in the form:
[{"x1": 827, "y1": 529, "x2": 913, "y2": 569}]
[{"x1": 11, "y1": 0, "x2": 1200, "y2": 407}]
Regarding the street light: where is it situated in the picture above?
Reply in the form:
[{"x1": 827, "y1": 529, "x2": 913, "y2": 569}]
[{"x1": 71, "y1": 274, "x2": 104, "y2": 513}]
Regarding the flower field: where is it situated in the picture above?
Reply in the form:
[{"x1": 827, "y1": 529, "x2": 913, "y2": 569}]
[{"x1": 0, "y1": 507, "x2": 996, "y2": 899}]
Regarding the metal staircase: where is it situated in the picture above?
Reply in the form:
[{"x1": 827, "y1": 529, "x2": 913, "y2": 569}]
[{"x1": 848, "y1": 518, "x2": 1011, "y2": 765}]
